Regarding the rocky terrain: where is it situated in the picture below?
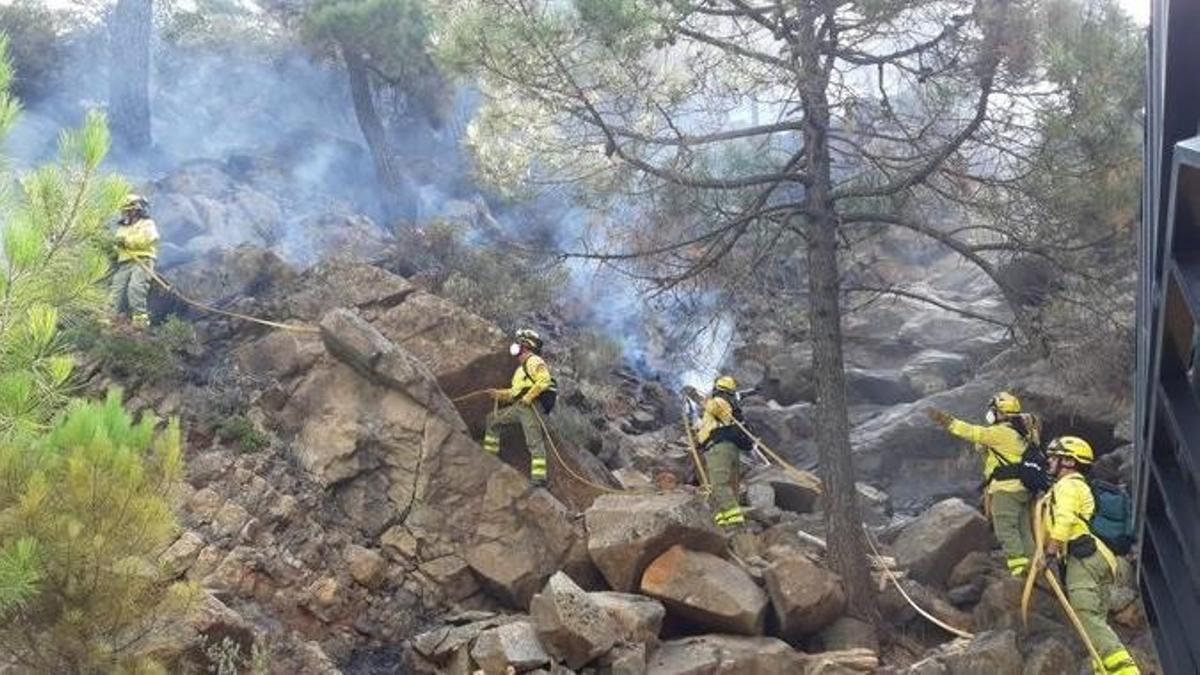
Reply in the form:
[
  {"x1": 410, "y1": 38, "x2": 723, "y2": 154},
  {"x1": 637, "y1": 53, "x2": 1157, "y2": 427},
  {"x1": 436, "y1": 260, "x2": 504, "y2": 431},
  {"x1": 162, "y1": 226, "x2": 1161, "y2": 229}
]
[{"x1": 64, "y1": 154, "x2": 1150, "y2": 674}]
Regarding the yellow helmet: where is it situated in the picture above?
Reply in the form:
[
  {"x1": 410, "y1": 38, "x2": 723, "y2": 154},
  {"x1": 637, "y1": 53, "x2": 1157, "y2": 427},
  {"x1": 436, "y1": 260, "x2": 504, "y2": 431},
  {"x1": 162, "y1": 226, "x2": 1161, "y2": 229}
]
[
  {"x1": 1047, "y1": 436, "x2": 1094, "y2": 465},
  {"x1": 123, "y1": 194, "x2": 149, "y2": 211},
  {"x1": 713, "y1": 375, "x2": 738, "y2": 393},
  {"x1": 989, "y1": 392, "x2": 1021, "y2": 415},
  {"x1": 515, "y1": 328, "x2": 543, "y2": 351}
]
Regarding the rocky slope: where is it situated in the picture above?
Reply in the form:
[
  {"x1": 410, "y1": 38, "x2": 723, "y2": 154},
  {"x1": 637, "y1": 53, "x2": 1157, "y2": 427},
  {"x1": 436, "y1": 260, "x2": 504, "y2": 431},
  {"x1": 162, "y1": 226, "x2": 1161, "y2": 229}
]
[{"x1": 62, "y1": 149, "x2": 1149, "y2": 672}]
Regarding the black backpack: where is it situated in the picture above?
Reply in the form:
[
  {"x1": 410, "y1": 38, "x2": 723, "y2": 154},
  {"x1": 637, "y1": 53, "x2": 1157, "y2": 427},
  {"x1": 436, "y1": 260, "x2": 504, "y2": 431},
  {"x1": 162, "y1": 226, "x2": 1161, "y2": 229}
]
[
  {"x1": 1089, "y1": 480, "x2": 1136, "y2": 555},
  {"x1": 988, "y1": 414, "x2": 1051, "y2": 494}
]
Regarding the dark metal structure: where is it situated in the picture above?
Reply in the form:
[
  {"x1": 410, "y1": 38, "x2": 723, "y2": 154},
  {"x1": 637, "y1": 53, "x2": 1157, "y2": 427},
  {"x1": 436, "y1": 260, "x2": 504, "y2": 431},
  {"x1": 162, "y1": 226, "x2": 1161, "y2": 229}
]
[{"x1": 1135, "y1": 0, "x2": 1200, "y2": 670}]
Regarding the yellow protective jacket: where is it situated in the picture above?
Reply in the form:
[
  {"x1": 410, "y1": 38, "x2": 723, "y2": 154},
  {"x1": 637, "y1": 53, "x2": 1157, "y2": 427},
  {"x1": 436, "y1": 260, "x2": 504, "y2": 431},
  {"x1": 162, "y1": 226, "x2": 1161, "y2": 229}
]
[
  {"x1": 508, "y1": 354, "x2": 553, "y2": 404},
  {"x1": 696, "y1": 396, "x2": 736, "y2": 446},
  {"x1": 946, "y1": 418, "x2": 1026, "y2": 494},
  {"x1": 114, "y1": 217, "x2": 160, "y2": 262},
  {"x1": 1041, "y1": 472, "x2": 1117, "y2": 571}
]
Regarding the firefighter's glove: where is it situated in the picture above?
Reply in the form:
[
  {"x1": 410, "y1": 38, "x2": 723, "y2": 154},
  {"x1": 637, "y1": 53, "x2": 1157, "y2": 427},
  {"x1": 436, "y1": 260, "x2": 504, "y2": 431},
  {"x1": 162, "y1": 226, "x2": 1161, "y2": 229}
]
[
  {"x1": 925, "y1": 408, "x2": 954, "y2": 429},
  {"x1": 520, "y1": 393, "x2": 538, "y2": 407},
  {"x1": 488, "y1": 389, "x2": 510, "y2": 402}
]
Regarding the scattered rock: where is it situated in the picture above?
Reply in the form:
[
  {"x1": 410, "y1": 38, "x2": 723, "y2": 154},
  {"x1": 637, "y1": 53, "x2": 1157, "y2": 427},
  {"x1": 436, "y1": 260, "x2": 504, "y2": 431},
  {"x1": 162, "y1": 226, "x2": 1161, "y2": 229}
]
[
  {"x1": 613, "y1": 468, "x2": 654, "y2": 490},
  {"x1": 646, "y1": 635, "x2": 805, "y2": 674},
  {"x1": 802, "y1": 648, "x2": 880, "y2": 674},
  {"x1": 470, "y1": 621, "x2": 550, "y2": 674},
  {"x1": 308, "y1": 577, "x2": 341, "y2": 609},
  {"x1": 410, "y1": 616, "x2": 510, "y2": 665},
  {"x1": 212, "y1": 501, "x2": 252, "y2": 538},
  {"x1": 529, "y1": 572, "x2": 619, "y2": 669},
  {"x1": 939, "y1": 630, "x2": 1022, "y2": 675},
  {"x1": 763, "y1": 553, "x2": 846, "y2": 641},
  {"x1": 601, "y1": 643, "x2": 648, "y2": 675},
  {"x1": 747, "y1": 467, "x2": 823, "y2": 514},
  {"x1": 640, "y1": 545, "x2": 768, "y2": 636},
  {"x1": 1023, "y1": 637, "x2": 1074, "y2": 675},
  {"x1": 946, "y1": 551, "x2": 994, "y2": 589},
  {"x1": 815, "y1": 617, "x2": 878, "y2": 655},
  {"x1": 585, "y1": 492, "x2": 725, "y2": 592},
  {"x1": 892, "y1": 498, "x2": 991, "y2": 587},
  {"x1": 345, "y1": 544, "x2": 387, "y2": 589},
  {"x1": 592, "y1": 592, "x2": 666, "y2": 646},
  {"x1": 160, "y1": 531, "x2": 206, "y2": 578}
]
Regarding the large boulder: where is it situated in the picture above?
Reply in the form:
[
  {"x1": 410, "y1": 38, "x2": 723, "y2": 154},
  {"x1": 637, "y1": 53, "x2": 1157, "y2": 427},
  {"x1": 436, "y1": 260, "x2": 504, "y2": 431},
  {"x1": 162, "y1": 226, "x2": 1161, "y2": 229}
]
[
  {"x1": 585, "y1": 492, "x2": 725, "y2": 592},
  {"x1": 243, "y1": 304, "x2": 581, "y2": 609},
  {"x1": 640, "y1": 545, "x2": 768, "y2": 636},
  {"x1": 529, "y1": 572, "x2": 619, "y2": 669},
  {"x1": 646, "y1": 635, "x2": 805, "y2": 674},
  {"x1": 891, "y1": 498, "x2": 991, "y2": 587},
  {"x1": 763, "y1": 554, "x2": 846, "y2": 642},
  {"x1": 850, "y1": 381, "x2": 1000, "y2": 510}
]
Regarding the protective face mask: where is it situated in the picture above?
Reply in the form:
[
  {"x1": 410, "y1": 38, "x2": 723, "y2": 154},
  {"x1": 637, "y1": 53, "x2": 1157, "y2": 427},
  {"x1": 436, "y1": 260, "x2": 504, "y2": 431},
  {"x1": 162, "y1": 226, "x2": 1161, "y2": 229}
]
[
  {"x1": 509, "y1": 343, "x2": 522, "y2": 356},
  {"x1": 985, "y1": 410, "x2": 997, "y2": 425}
]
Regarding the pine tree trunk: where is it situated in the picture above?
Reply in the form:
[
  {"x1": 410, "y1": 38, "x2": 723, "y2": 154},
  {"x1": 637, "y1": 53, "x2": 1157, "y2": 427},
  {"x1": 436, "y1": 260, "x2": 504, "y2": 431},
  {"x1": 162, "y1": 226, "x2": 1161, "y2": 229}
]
[
  {"x1": 109, "y1": 0, "x2": 152, "y2": 152},
  {"x1": 341, "y1": 44, "x2": 408, "y2": 222},
  {"x1": 798, "y1": 17, "x2": 879, "y2": 624}
]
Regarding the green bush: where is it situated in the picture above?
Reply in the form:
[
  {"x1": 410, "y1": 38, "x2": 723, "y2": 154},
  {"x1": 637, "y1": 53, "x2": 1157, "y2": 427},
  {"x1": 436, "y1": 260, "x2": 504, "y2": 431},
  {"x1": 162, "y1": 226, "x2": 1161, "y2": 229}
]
[
  {"x1": 0, "y1": 391, "x2": 199, "y2": 671},
  {"x1": 217, "y1": 414, "x2": 269, "y2": 453},
  {"x1": 63, "y1": 316, "x2": 196, "y2": 386}
]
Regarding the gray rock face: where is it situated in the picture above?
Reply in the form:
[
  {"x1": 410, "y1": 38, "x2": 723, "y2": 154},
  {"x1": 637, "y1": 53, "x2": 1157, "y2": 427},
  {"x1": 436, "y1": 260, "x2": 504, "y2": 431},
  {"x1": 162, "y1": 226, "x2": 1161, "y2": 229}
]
[
  {"x1": 763, "y1": 554, "x2": 846, "y2": 641},
  {"x1": 902, "y1": 350, "x2": 971, "y2": 397},
  {"x1": 892, "y1": 498, "x2": 991, "y2": 587},
  {"x1": 640, "y1": 545, "x2": 768, "y2": 636},
  {"x1": 585, "y1": 492, "x2": 725, "y2": 592},
  {"x1": 470, "y1": 621, "x2": 550, "y2": 673},
  {"x1": 645, "y1": 635, "x2": 804, "y2": 674},
  {"x1": 846, "y1": 367, "x2": 921, "y2": 406},
  {"x1": 592, "y1": 592, "x2": 666, "y2": 646},
  {"x1": 529, "y1": 572, "x2": 619, "y2": 669}
]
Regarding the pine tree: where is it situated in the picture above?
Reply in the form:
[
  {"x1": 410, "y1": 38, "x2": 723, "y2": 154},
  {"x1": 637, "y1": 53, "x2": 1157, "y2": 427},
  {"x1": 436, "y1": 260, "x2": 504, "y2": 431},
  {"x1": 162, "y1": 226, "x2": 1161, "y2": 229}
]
[
  {"x1": 0, "y1": 38, "x2": 196, "y2": 671},
  {"x1": 0, "y1": 36, "x2": 125, "y2": 438},
  {"x1": 0, "y1": 392, "x2": 197, "y2": 672}
]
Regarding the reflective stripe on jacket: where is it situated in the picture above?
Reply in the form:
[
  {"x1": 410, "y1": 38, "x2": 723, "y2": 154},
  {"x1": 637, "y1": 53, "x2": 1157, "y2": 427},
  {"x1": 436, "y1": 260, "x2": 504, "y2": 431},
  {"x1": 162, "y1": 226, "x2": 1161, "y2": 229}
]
[
  {"x1": 946, "y1": 418, "x2": 1026, "y2": 494},
  {"x1": 509, "y1": 354, "x2": 553, "y2": 401},
  {"x1": 115, "y1": 217, "x2": 160, "y2": 262}
]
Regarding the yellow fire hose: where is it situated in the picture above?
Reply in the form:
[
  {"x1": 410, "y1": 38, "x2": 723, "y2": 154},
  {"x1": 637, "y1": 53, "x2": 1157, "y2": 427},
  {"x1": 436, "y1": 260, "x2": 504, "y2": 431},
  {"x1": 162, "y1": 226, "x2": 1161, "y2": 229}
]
[
  {"x1": 681, "y1": 410, "x2": 711, "y2": 493},
  {"x1": 136, "y1": 259, "x2": 319, "y2": 333},
  {"x1": 1021, "y1": 497, "x2": 1047, "y2": 627},
  {"x1": 1024, "y1": 493, "x2": 1104, "y2": 671},
  {"x1": 1042, "y1": 565, "x2": 1105, "y2": 671}
]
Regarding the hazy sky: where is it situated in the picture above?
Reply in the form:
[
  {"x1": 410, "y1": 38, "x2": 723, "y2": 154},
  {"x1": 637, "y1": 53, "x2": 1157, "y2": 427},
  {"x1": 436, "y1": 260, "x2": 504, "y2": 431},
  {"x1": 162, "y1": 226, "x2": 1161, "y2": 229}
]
[{"x1": 1119, "y1": 0, "x2": 1151, "y2": 24}]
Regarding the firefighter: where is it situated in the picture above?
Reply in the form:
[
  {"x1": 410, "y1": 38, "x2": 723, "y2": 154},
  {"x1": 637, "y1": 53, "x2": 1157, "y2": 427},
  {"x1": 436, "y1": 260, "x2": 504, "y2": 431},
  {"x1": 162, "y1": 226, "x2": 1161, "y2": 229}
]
[
  {"x1": 927, "y1": 392, "x2": 1037, "y2": 576},
  {"x1": 1040, "y1": 436, "x2": 1140, "y2": 675},
  {"x1": 109, "y1": 194, "x2": 160, "y2": 328},
  {"x1": 484, "y1": 329, "x2": 557, "y2": 486},
  {"x1": 695, "y1": 375, "x2": 753, "y2": 529}
]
